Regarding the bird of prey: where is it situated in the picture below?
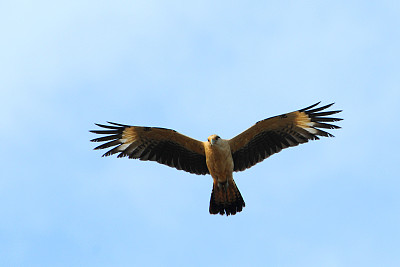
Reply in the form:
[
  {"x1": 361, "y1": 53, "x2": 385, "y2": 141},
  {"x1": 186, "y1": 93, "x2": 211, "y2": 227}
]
[{"x1": 90, "y1": 102, "x2": 342, "y2": 216}]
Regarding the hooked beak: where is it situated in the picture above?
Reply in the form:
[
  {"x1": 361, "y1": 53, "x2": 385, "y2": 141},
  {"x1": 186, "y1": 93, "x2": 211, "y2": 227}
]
[{"x1": 210, "y1": 139, "x2": 216, "y2": 146}]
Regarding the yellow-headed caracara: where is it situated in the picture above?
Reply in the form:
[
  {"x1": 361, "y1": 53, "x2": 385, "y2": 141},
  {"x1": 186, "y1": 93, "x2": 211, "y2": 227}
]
[{"x1": 90, "y1": 102, "x2": 342, "y2": 216}]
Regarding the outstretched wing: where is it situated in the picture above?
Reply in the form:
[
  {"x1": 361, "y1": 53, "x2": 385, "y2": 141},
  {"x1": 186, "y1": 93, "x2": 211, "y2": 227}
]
[
  {"x1": 90, "y1": 122, "x2": 209, "y2": 175},
  {"x1": 228, "y1": 102, "x2": 342, "y2": 172}
]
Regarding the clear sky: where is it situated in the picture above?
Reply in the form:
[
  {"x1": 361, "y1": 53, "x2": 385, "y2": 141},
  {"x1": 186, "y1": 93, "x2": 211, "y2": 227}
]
[{"x1": 1, "y1": 1, "x2": 399, "y2": 266}]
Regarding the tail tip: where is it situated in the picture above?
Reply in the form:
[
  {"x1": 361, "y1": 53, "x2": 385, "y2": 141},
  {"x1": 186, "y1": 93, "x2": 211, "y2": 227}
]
[{"x1": 209, "y1": 183, "x2": 245, "y2": 216}]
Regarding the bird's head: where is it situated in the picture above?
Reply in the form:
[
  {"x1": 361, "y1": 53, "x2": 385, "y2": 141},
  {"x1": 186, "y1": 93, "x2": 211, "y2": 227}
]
[{"x1": 208, "y1": 134, "x2": 221, "y2": 146}]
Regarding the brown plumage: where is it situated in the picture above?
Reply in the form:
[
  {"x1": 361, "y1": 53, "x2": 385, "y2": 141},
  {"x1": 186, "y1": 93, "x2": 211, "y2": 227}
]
[
  {"x1": 209, "y1": 179, "x2": 244, "y2": 215},
  {"x1": 90, "y1": 102, "x2": 342, "y2": 216}
]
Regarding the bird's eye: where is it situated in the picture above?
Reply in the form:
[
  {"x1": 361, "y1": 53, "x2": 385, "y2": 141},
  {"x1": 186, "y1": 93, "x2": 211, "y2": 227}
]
[{"x1": 216, "y1": 136, "x2": 220, "y2": 140}]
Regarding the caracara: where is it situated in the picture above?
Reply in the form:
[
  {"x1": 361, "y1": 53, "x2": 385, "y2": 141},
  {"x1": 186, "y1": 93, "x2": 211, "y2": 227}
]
[{"x1": 90, "y1": 102, "x2": 342, "y2": 216}]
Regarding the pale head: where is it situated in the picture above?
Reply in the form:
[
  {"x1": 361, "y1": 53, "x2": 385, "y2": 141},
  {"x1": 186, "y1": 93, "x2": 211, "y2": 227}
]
[{"x1": 207, "y1": 134, "x2": 221, "y2": 146}]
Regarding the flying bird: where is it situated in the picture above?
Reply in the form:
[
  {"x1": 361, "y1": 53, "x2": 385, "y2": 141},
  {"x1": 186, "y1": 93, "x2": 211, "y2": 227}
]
[{"x1": 90, "y1": 102, "x2": 342, "y2": 216}]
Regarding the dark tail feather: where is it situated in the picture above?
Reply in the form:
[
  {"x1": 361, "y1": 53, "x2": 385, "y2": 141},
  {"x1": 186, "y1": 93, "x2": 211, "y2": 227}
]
[{"x1": 209, "y1": 179, "x2": 245, "y2": 216}]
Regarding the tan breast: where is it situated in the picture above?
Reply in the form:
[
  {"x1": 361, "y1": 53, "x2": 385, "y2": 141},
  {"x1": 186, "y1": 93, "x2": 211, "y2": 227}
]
[{"x1": 204, "y1": 139, "x2": 234, "y2": 182}]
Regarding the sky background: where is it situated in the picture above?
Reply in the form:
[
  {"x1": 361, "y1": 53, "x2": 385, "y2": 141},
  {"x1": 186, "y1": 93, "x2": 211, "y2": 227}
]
[{"x1": 1, "y1": 1, "x2": 400, "y2": 266}]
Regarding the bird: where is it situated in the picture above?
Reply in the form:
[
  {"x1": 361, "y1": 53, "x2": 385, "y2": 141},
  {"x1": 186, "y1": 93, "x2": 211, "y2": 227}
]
[{"x1": 90, "y1": 102, "x2": 342, "y2": 216}]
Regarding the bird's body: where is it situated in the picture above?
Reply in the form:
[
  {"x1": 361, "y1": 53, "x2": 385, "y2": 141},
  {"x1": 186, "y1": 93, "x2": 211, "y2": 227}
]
[
  {"x1": 204, "y1": 136, "x2": 244, "y2": 215},
  {"x1": 90, "y1": 102, "x2": 342, "y2": 216},
  {"x1": 205, "y1": 136, "x2": 233, "y2": 186}
]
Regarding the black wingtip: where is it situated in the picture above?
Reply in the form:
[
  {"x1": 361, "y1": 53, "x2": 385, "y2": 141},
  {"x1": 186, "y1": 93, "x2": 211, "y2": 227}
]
[
  {"x1": 106, "y1": 121, "x2": 131, "y2": 127},
  {"x1": 298, "y1": 101, "x2": 321, "y2": 112}
]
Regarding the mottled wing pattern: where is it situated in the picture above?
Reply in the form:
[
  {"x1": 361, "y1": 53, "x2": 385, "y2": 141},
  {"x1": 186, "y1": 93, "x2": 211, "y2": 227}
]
[
  {"x1": 90, "y1": 122, "x2": 209, "y2": 175},
  {"x1": 228, "y1": 102, "x2": 342, "y2": 172}
]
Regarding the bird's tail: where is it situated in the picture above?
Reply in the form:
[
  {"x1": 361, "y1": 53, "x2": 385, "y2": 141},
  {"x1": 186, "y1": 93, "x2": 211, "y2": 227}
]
[{"x1": 209, "y1": 179, "x2": 245, "y2": 216}]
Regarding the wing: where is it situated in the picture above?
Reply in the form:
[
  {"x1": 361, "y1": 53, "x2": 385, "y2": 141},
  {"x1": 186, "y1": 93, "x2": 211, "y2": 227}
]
[
  {"x1": 90, "y1": 122, "x2": 209, "y2": 175},
  {"x1": 228, "y1": 102, "x2": 342, "y2": 172}
]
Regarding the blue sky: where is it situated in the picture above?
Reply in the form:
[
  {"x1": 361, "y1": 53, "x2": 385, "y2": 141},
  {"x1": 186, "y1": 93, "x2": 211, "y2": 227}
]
[{"x1": 1, "y1": 1, "x2": 399, "y2": 266}]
